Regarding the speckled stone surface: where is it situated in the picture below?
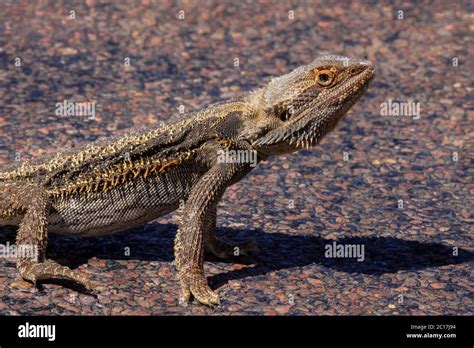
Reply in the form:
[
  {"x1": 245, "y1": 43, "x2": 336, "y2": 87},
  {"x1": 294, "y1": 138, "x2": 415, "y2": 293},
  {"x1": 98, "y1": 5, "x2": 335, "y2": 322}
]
[{"x1": 0, "y1": 0, "x2": 472, "y2": 315}]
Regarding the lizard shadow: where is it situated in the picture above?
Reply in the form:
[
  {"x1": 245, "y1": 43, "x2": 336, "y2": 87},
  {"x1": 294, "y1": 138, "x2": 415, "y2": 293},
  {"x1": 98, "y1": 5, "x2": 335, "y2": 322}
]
[
  {"x1": 207, "y1": 227, "x2": 474, "y2": 289},
  {"x1": 1, "y1": 224, "x2": 472, "y2": 291}
]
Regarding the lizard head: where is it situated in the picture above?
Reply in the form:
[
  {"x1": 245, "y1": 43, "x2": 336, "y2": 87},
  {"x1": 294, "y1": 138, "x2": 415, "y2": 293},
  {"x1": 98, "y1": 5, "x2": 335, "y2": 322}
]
[{"x1": 252, "y1": 55, "x2": 374, "y2": 155}]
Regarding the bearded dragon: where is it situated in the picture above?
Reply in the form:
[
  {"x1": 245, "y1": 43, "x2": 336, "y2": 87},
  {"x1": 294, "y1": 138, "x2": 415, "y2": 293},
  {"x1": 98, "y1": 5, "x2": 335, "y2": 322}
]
[{"x1": 0, "y1": 55, "x2": 374, "y2": 306}]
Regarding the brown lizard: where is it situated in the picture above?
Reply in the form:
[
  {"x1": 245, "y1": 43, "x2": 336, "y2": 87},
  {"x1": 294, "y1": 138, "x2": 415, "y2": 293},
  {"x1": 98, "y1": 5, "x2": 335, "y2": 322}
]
[{"x1": 0, "y1": 55, "x2": 374, "y2": 306}]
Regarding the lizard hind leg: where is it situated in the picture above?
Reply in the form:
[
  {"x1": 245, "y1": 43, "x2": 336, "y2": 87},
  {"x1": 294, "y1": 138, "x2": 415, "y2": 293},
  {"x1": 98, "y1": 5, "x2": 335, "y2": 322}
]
[
  {"x1": 1, "y1": 182, "x2": 94, "y2": 291},
  {"x1": 203, "y1": 205, "x2": 259, "y2": 260}
]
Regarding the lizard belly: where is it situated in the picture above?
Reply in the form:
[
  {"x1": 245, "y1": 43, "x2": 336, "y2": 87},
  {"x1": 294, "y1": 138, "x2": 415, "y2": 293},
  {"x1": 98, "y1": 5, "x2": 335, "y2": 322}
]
[{"x1": 48, "y1": 169, "x2": 201, "y2": 237}]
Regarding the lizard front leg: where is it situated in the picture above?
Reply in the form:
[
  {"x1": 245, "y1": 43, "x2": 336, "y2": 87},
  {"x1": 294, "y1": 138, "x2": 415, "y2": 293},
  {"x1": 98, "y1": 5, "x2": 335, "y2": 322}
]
[
  {"x1": 174, "y1": 159, "x2": 253, "y2": 306},
  {"x1": 0, "y1": 182, "x2": 93, "y2": 290}
]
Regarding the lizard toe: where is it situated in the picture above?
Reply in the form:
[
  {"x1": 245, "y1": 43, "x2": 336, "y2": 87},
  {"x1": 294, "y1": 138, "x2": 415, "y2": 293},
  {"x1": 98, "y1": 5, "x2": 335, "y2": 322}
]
[
  {"x1": 18, "y1": 259, "x2": 93, "y2": 291},
  {"x1": 179, "y1": 271, "x2": 220, "y2": 306},
  {"x1": 191, "y1": 284, "x2": 220, "y2": 306}
]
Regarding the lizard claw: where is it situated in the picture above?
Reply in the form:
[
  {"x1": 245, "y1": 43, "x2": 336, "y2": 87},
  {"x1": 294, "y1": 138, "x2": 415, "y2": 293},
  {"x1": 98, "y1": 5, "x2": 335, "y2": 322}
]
[{"x1": 179, "y1": 271, "x2": 220, "y2": 306}]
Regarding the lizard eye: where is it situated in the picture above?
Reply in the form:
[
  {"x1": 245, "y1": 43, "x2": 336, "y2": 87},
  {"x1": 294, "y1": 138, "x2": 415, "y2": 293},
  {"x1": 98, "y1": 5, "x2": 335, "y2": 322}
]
[{"x1": 315, "y1": 69, "x2": 335, "y2": 87}]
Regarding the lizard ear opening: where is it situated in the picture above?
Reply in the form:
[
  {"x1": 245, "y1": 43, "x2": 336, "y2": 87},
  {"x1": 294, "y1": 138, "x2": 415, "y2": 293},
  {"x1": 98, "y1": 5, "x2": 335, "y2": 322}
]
[{"x1": 265, "y1": 103, "x2": 295, "y2": 122}]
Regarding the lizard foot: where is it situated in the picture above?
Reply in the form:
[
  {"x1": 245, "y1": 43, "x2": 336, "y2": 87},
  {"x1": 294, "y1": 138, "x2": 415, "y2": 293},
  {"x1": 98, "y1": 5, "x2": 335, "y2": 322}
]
[
  {"x1": 17, "y1": 259, "x2": 94, "y2": 291},
  {"x1": 206, "y1": 238, "x2": 259, "y2": 260},
  {"x1": 179, "y1": 270, "x2": 220, "y2": 306}
]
